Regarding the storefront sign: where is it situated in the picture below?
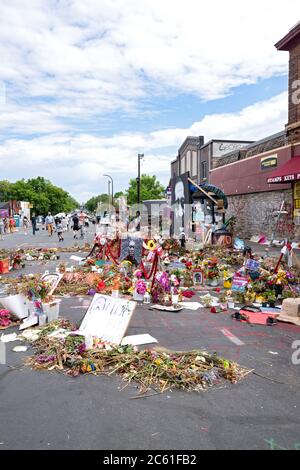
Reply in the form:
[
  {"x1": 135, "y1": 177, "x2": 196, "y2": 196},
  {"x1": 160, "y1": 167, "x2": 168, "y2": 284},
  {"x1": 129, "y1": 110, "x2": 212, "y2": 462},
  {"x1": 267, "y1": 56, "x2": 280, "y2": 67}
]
[
  {"x1": 268, "y1": 173, "x2": 300, "y2": 183},
  {"x1": 212, "y1": 141, "x2": 249, "y2": 157},
  {"x1": 261, "y1": 155, "x2": 277, "y2": 170}
]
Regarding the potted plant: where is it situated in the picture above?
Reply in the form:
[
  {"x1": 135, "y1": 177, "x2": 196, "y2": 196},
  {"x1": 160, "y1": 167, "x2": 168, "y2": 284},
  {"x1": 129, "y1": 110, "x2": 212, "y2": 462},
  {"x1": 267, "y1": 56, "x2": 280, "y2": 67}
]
[{"x1": 266, "y1": 291, "x2": 277, "y2": 308}]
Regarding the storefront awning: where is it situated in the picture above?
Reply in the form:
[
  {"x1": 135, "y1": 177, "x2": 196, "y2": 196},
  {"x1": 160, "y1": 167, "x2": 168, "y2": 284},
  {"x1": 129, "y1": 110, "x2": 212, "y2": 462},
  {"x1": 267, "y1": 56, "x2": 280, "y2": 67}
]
[
  {"x1": 267, "y1": 156, "x2": 300, "y2": 183},
  {"x1": 189, "y1": 182, "x2": 228, "y2": 209}
]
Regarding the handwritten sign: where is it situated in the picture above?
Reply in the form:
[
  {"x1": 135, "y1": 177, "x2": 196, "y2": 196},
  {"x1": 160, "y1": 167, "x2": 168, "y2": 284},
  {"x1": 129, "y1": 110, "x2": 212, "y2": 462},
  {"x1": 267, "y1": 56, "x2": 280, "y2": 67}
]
[
  {"x1": 79, "y1": 294, "x2": 136, "y2": 344},
  {"x1": 41, "y1": 272, "x2": 64, "y2": 295}
]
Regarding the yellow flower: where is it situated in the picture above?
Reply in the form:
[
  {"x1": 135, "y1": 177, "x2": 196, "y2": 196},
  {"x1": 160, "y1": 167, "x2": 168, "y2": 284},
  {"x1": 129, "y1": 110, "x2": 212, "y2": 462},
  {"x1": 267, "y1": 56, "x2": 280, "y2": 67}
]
[
  {"x1": 155, "y1": 358, "x2": 162, "y2": 366},
  {"x1": 121, "y1": 260, "x2": 132, "y2": 267},
  {"x1": 147, "y1": 240, "x2": 156, "y2": 251}
]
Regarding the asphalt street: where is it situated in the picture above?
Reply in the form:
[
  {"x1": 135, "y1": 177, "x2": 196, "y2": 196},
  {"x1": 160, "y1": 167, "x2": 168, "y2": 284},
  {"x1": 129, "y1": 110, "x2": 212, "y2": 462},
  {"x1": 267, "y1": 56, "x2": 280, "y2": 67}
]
[{"x1": 0, "y1": 229, "x2": 299, "y2": 450}]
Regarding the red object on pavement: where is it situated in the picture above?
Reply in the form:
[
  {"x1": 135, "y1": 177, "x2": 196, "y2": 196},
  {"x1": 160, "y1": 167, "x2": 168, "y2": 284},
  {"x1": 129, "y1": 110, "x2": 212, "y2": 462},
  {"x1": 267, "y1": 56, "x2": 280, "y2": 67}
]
[{"x1": 0, "y1": 258, "x2": 10, "y2": 274}]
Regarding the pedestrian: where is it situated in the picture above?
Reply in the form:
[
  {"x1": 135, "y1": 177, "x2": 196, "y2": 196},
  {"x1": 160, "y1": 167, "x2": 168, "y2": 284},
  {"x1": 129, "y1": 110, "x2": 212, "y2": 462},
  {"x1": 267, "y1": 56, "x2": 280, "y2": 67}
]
[
  {"x1": 0, "y1": 218, "x2": 4, "y2": 240},
  {"x1": 9, "y1": 217, "x2": 15, "y2": 233},
  {"x1": 45, "y1": 212, "x2": 54, "y2": 236},
  {"x1": 31, "y1": 213, "x2": 37, "y2": 236},
  {"x1": 62, "y1": 217, "x2": 68, "y2": 232},
  {"x1": 56, "y1": 219, "x2": 64, "y2": 242},
  {"x1": 79, "y1": 211, "x2": 85, "y2": 238},
  {"x1": 23, "y1": 216, "x2": 29, "y2": 235},
  {"x1": 4, "y1": 217, "x2": 9, "y2": 234},
  {"x1": 72, "y1": 213, "x2": 80, "y2": 239}
]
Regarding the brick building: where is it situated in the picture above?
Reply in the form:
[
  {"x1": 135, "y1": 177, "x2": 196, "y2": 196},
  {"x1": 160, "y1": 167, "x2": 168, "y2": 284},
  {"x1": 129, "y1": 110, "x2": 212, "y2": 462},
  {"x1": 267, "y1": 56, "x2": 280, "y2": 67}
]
[
  {"x1": 209, "y1": 22, "x2": 300, "y2": 240},
  {"x1": 170, "y1": 136, "x2": 252, "y2": 185}
]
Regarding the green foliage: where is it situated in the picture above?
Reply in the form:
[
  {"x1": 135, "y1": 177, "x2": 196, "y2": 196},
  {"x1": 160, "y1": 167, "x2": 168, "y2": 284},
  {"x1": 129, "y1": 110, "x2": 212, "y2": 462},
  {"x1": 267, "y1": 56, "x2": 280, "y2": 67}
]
[
  {"x1": 125, "y1": 174, "x2": 165, "y2": 205},
  {"x1": 114, "y1": 191, "x2": 125, "y2": 200},
  {"x1": 85, "y1": 194, "x2": 110, "y2": 213},
  {"x1": 0, "y1": 177, "x2": 78, "y2": 215}
]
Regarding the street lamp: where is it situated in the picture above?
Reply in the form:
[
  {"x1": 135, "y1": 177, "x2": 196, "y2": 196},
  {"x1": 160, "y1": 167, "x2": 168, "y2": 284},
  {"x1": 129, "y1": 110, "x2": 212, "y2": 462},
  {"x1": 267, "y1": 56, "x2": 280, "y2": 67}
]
[
  {"x1": 103, "y1": 174, "x2": 114, "y2": 206},
  {"x1": 137, "y1": 153, "x2": 144, "y2": 206}
]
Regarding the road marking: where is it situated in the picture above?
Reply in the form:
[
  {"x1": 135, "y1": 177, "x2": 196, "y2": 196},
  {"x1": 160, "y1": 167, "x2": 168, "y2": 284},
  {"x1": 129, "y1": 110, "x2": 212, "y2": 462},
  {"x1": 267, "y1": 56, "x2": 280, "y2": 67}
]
[{"x1": 220, "y1": 328, "x2": 245, "y2": 346}]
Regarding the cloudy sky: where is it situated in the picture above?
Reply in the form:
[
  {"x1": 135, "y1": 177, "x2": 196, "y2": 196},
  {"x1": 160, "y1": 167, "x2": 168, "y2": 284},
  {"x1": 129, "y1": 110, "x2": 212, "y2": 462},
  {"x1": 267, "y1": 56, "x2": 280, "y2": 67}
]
[{"x1": 0, "y1": 0, "x2": 299, "y2": 202}]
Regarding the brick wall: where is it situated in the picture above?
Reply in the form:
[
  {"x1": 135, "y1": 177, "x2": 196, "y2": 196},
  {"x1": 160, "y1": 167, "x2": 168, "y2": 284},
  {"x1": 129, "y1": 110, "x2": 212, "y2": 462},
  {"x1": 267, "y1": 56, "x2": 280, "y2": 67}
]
[
  {"x1": 225, "y1": 189, "x2": 300, "y2": 240},
  {"x1": 287, "y1": 41, "x2": 300, "y2": 143}
]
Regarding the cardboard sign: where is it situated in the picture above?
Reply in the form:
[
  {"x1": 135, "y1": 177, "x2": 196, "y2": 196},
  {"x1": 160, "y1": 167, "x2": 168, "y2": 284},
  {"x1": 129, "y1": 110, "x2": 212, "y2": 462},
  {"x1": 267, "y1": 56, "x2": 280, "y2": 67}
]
[
  {"x1": 245, "y1": 259, "x2": 260, "y2": 272},
  {"x1": 232, "y1": 274, "x2": 248, "y2": 292},
  {"x1": 41, "y1": 272, "x2": 64, "y2": 295},
  {"x1": 79, "y1": 294, "x2": 136, "y2": 344}
]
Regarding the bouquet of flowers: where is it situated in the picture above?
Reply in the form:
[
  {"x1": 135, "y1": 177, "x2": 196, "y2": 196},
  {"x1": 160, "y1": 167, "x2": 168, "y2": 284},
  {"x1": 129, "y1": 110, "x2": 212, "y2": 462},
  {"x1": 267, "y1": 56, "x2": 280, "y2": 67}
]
[
  {"x1": 205, "y1": 257, "x2": 220, "y2": 281},
  {"x1": 0, "y1": 309, "x2": 13, "y2": 328},
  {"x1": 135, "y1": 279, "x2": 147, "y2": 295}
]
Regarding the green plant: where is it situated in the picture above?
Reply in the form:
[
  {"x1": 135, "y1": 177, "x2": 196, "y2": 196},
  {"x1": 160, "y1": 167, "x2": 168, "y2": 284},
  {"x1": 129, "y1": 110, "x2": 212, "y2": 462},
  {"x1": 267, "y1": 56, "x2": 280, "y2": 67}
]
[
  {"x1": 282, "y1": 289, "x2": 296, "y2": 299},
  {"x1": 265, "y1": 291, "x2": 276, "y2": 303}
]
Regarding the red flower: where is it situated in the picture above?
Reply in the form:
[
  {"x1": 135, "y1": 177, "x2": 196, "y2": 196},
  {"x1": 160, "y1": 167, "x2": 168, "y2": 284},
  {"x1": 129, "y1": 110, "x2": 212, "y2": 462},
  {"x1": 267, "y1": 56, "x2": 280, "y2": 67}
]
[
  {"x1": 96, "y1": 281, "x2": 106, "y2": 291},
  {"x1": 185, "y1": 261, "x2": 193, "y2": 268},
  {"x1": 182, "y1": 290, "x2": 195, "y2": 298}
]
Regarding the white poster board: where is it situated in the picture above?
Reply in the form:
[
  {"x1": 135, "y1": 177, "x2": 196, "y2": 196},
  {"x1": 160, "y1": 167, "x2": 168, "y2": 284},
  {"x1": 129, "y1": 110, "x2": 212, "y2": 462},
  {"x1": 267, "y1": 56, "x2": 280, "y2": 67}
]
[
  {"x1": 41, "y1": 272, "x2": 64, "y2": 295},
  {"x1": 79, "y1": 294, "x2": 136, "y2": 344}
]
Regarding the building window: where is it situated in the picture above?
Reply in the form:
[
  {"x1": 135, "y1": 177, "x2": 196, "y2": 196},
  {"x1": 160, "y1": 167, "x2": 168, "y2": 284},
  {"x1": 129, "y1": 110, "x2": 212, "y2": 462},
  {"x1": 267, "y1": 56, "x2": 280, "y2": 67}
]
[
  {"x1": 202, "y1": 161, "x2": 207, "y2": 180},
  {"x1": 192, "y1": 151, "x2": 197, "y2": 176},
  {"x1": 186, "y1": 151, "x2": 191, "y2": 173},
  {"x1": 181, "y1": 156, "x2": 185, "y2": 174}
]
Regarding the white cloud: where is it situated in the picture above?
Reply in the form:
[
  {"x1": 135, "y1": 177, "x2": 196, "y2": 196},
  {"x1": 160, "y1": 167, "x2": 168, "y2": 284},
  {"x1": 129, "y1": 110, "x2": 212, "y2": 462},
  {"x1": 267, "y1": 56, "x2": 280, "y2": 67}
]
[
  {"x1": 0, "y1": 0, "x2": 297, "y2": 126},
  {"x1": 0, "y1": 91, "x2": 288, "y2": 201},
  {"x1": 0, "y1": 1, "x2": 295, "y2": 201}
]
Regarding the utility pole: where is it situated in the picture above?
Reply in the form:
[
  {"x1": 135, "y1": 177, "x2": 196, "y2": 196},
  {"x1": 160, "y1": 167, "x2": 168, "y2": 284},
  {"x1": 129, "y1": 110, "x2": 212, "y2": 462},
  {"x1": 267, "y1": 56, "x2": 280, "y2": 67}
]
[
  {"x1": 137, "y1": 153, "x2": 144, "y2": 207},
  {"x1": 104, "y1": 174, "x2": 114, "y2": 207}
]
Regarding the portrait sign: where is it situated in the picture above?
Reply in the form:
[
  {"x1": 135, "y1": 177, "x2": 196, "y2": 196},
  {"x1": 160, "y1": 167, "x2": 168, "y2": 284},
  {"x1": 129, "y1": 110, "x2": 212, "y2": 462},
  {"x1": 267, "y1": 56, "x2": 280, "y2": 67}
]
[
  {"x1": 120, "y1": 237, "x2": 143, "y2": 267},
  {"x1": 192, "y1": 269, "x2": 204, "y2": 286}
]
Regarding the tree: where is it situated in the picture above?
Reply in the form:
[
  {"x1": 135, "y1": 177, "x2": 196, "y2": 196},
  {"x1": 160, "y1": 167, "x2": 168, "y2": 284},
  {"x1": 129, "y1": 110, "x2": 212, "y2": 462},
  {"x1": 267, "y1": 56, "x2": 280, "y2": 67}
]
[
  {"x1": 85, "y1": 194, "x2": 110, "y2": 213},
  {"x1": 114, "y1": 191, "x2": 125, "y2": 200},
  {"x1": 0, "y1": 180, "x2": 14, "y2": 201},
  {"x1": 0, "y1": 177, "x2": 79, "y2": 215},
  {"x1": 125, "y1": 174, "x2": 165, "y2": 205}
]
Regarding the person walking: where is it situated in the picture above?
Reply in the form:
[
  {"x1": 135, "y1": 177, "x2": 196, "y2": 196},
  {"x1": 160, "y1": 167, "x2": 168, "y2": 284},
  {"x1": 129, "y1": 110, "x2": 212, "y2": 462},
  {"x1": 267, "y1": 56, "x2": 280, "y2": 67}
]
[
  {"x1": 23, "y1": 216, "x2": 29, "y2": 235},
  {"x1": 56, "y1": 219, "x2": 64, "y2": 242},
  {"x1": 79, "y1": 211, "x2": 85, "y2": 239},
  {"x1": 9, "y1": 217, "x2": 15, "y2": 233},
  {"x1": 62, "y1": 217, "x2": 68, "y2": 233},
  {"x1": 45, "y1": 212, "x2": 54, "y2": 236},
  {"x1": 4, "y1": 217, "x2": 9, "y2": 234},
  {"x1": 72, "y1": 213, "x2": 80, "y2": 239},
  {"x1": 0, "y1": 218, "x2": 4, "y2": 240},
  {"x1": 31, "y1": 213, "x2": 37, "y2": 235}
]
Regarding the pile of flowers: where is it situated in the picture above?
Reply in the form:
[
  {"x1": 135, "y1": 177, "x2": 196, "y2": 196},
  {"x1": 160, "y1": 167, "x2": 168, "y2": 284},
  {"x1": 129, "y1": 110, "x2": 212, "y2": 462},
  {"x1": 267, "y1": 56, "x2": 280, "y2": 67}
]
[{"x1": 24, "y1": 319, "x2": 250, "y2": 393}]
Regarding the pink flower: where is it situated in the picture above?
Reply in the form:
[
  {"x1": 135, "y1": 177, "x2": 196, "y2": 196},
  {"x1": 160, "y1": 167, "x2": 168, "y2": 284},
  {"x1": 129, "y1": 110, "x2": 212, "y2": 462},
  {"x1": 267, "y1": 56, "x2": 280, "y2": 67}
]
[{"x1": 136, "y1": 280, "x2": 147, "y2": 295}]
